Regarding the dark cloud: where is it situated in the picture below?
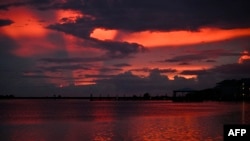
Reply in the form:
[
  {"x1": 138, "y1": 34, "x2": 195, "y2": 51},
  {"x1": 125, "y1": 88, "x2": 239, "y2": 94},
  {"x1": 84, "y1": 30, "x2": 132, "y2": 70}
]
[
  {"x1": 23, "y1": 70, "x2": 43, "y2": 74},
  {"x1": 85, "y1": 74, "x2": 115, "y2": 79},
  {"x1": 182, "y1": 60, "x2": 250, "y2": 89},
  {"x1": 0, "y1": 19, "x2": 14, "y2": 27},
  {"x1": 0, "y1": 34, "x2": 50, "y2": 96},
  {"x1": 131, "y1": 68, "x2": 177, "y2": 73},
  {"x1": 164, "y1": 54, "x2": 207, "y2": 63},
  {"x1": 45, "y1": 0, "x2": 250, "y2": 31},
  {"x1": 178, "y1": 62, "x2": 190, "y2": 65},
  {"x1": 213, "y1": 60, "x2": 250, "y2": 75},
  {"x1": 181, "y1": 60, "x2": 250, "y2": 80},
  {"x1": 163, "y1": 49, "x2": 240, "y2": 63},
  {"x1": 95, "y1": 71, "x2": 169, "y2": 94},
  {"x1": 21, "y1": 70, "x2": 46, "y2": 79},
  {"x1": 22, "y1": 74, "x2": 62, "y2": 79},
  {"x1": 39, "y1": 39, "x2": 144, "y2": 64},
  {"x1": 205, "y1": 60, "x2": 217, "y2": 63},
  {"x1": 40, "y1": 58, "x2": 125, "y2": 73},
  {"x1": 40, "y1": 64, "x2": 91, "y2": 72},
  {"x1": 0, "y1": 1, "x2": 26, "y2": 10},
  {"x1": 0, "y1": 0, "x2": 53, "y2": 10},
  {"x1": 40, "y1": 56, "x2": 108, "y2": 64},
  {"x1": 47, "y1": 18, "x2": 94, "y2": 39},
  {"x1": 113, "y1": 63, "x2": 131, "y2": 67},
  {"x1": 47, "y1": 19, "x2": 146, "y2": 57},
  {"x1": 87, "y1": 38, "x2": 146, "y2": 58},
  {"x1": 94, "y1": 70, "x2": 200, "y2": 95},
  {"x1": 44, "y1": 0, "x2": 249, "y2": 59},
  {"x1": 180, "y1": 70, "x2": 208, "y2": 75},
  {"x1": 99, "y1": 67, "x2": 122, "y2": 73},
  {"x1": 2, "y1": 0, "x2": 250, "y2": 31},
  {"x1": 42, "y1": 0, "x2": 249, "y2": 59}
]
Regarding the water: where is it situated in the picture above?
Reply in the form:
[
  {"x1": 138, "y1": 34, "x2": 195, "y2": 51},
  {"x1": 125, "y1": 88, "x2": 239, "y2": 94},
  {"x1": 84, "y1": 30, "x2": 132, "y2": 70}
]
[{"x1": 0, "y1": 100, "x2": 249, "y2": 141}]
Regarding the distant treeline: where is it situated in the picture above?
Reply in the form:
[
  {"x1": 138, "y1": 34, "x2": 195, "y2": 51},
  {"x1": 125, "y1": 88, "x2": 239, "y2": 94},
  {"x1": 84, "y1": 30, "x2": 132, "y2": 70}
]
[
  {"x1": 89, "y1": 93, "x2": 171, "y2": 101},
  {"x1": 1, "y1": 78, "x2": 250, "y2": 102},
  {"x1": 0, "y1": 93, "x2": 171, "y2": 101},
  {"x1": 0, "y1": 95, "x2": 15, "y2": 99}
]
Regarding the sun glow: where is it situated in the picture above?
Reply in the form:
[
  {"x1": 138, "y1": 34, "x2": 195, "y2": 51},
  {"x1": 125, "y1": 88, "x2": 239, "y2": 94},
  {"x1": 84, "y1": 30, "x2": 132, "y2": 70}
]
[
  {"x1": 56, "y1": 9, "x2": 83, "y2": 24},
  {"x1": 90, "y1": 28, "x2": 118, "y2": 41},
  {"x1": 238, "y1": 51, "x2": 250, "y2": 64},
  {"x1": 0, "y1": 7, "x2": 47, "y2": 38},
  {"x1": 91, "y1": 27, "x2": 250, "y2": 47}
]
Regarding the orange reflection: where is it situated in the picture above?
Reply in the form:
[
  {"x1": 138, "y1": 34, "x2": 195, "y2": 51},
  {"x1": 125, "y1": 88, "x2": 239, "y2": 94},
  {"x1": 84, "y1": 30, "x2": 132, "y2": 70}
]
[
  {"x1": 90, "y1": 102, "x2": 116, "y2": 141},
  {"x1": 91, "y1": 27, "x2": 250, "y2": 47},
  {"x1": 132, "y1": 117, "x2": 202, "y2": 141},
  {"x1": 91, "y1": 102, "x2": 115, "y2": 122}
]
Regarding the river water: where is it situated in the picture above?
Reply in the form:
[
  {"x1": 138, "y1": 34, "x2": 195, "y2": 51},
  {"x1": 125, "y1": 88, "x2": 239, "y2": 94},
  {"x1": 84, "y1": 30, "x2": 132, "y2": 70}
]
[{"x1": 0, "y1": 100, "x2": 249, "y2": 141}]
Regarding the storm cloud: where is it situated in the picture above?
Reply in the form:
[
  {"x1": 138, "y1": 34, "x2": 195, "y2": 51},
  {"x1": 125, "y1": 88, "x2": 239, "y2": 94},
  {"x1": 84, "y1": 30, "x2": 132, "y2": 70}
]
[
  {"x1": 44, "y1": 0, "x2": 250, "y2": 31},
  {"x1": 0, "y1": 19, "x2": 13, "y2": 27}
]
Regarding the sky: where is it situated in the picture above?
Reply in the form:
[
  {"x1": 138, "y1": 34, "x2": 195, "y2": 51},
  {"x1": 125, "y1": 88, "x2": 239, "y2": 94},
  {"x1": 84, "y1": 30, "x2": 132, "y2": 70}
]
[{"x1": 1, "y1": 0, "x2": 250, "y2": 97}]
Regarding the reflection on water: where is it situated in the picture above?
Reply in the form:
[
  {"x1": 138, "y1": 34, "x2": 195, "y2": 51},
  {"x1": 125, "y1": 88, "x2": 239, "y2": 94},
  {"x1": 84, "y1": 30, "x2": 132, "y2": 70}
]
[
  {"x1": 0, "y1": 100, "x2": 250, "y2": 141},
  {"x1": 242, "y1": 101, "x2": 246, "y2": 124}
]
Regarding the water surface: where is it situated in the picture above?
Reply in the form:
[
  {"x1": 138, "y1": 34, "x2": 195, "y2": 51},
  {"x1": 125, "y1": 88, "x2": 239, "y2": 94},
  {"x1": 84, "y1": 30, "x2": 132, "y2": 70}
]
[{"x1": 0, "y1": 100, "x2": 249, "y2": 141}]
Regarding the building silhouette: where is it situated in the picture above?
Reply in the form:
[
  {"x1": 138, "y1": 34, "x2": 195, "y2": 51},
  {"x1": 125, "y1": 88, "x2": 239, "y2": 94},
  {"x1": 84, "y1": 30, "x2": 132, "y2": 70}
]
[{"x1": 215, "y1": 78, "x2": 250, "y2": 101}]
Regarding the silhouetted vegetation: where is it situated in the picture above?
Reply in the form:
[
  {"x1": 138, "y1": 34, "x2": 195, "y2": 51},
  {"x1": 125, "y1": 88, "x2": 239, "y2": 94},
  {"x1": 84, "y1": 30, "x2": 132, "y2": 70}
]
[
  {"x1": 173, "y1": 78, "x2": 250, "y2": 102},
  {"x1": 0, "y1": 95, "x2": 15, "y2": 99},
  {"x1": 214, "y1": 78, "x2": 250, "y2": 101},
  {"x1": 89, "y1": 93, "x2": 170, "y2": 101},
  {"x1": 1, "y1": 78, "x2": 250, "y2": 102},
  {"x1": 143, "y1": 93, "x2": 151, "y2": 100}
]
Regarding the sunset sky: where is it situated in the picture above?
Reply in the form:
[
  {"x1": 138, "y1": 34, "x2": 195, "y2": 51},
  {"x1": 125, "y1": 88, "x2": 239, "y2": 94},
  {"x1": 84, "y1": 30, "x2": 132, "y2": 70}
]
[{"x1": 1, "y1": 0, "x2": 250, "y2": 97}]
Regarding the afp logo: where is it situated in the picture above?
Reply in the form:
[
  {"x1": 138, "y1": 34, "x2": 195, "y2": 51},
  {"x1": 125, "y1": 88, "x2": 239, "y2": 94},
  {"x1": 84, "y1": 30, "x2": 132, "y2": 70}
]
[{"x1": 224, "y1": 124, "x2": 250, "y2": 141}]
